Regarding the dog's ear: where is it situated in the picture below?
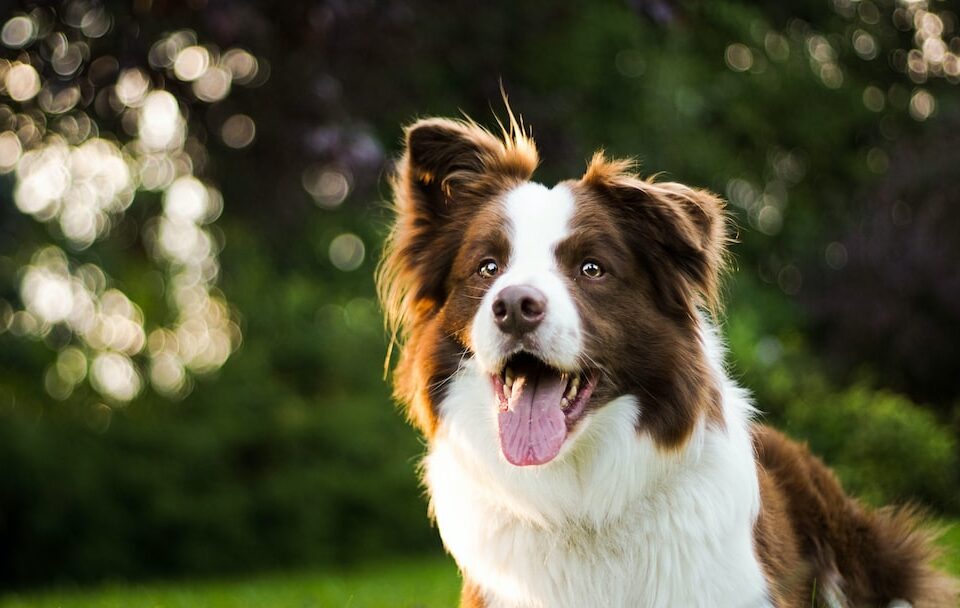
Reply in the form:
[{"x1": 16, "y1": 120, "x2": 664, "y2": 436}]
[
  {"x1": 583, "y1": 153, "x2": 728, "y2": 318},
  {"x1": 401, "y1": 117, "x2": 537, "y2": 219}
]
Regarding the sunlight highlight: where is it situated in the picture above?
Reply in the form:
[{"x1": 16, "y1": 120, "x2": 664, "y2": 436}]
[{"x1": 1, "y1": 12, "x2": 261, "y2": 403}]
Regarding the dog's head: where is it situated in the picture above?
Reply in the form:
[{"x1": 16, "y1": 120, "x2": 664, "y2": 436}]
[{"x1": 379, "y1": 115, "x2": 728, "y2": 466}]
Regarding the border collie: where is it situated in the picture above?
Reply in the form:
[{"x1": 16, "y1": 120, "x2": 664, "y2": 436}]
[{"x1": 377, "y1": 113, "x2": 957, "y2": 608}]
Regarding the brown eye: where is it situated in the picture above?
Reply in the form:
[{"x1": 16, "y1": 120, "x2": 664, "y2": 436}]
[
  {"x1": 478, "y1": 259, "x2": 500, "y2": 278},
  {"x1": 581, "y1": 260, "x2": 603, "y2": 279}
]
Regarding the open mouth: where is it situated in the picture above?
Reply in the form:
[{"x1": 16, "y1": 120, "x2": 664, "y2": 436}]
[{"x1": 490, "y1": 352, "x2": 598, "y2": 467}]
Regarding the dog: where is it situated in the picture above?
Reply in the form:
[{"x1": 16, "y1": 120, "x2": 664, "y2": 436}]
[{"x1": 376, "y1": 112, "x2": 958, "y2": 608}]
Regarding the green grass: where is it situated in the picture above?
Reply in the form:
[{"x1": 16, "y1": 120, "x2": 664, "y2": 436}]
[
  {"x1": 0, "y1": 557, "x2": 461, "y2": 608},
  {"x1": 3, "y1": 525, "x2": 959, "y2": 608},
  {"x1": 939, "y1": 522, "x2": 960, "y2": 576}
]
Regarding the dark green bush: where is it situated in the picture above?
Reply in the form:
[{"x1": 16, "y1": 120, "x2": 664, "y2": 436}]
[{"x1": 784, "y1": 386, "x2": 959, "y2": 511}]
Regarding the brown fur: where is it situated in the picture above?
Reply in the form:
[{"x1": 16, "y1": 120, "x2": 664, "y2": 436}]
[
  {"x1": 376, "y1": 114, "x2": 958, "y2": 607},
  {"x1": 561, "y1": 172, "x2": 727, "y2": 447},
  {"x1": 754, "y1": 425, "x2": 958, "y2": 607}
]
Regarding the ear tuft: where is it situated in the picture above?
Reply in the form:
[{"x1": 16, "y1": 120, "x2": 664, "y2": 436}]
[
  {"x1": 584, "y1": 151, "x2": 636, "y2": 184},
  {"x1": 403, "y1": 116, "x2": 538, "y2": 200}
]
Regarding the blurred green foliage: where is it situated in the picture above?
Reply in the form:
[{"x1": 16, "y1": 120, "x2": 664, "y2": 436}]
[
  {"x1": 0, "y1": 223, "x2": 436, "y2": 585},
  {"x1": 1, "y1": 0, "x2": 959, "y2": 588},
  {"x1": 790, "y1": 386, "x2": 957, "y2": 509}
]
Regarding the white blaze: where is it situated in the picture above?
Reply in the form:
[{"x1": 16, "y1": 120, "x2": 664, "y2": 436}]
[{"x1": 470, "y1": 182, "x2": 583, "y2": 372}]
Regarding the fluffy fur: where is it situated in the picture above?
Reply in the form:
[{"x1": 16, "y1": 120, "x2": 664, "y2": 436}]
[{"x1": 377, "y1": 113, "x2": 957, "y2": 608}]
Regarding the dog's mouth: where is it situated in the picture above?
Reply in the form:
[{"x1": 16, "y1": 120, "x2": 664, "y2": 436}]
[{"x1": 490, "y1": 352, "x2": 598, "y2": 467}]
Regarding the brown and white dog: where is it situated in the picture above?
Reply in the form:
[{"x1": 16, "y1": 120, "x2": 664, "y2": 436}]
[{"x1": 377, "y1": 113, "x2": 958, "y2": 608}]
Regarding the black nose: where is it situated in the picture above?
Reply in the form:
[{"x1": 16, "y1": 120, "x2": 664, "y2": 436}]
[{"x1": 492, "y1": 285, "x2": 546, "y2": 337}]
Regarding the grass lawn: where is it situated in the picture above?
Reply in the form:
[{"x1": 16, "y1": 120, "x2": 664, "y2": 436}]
[
  {"x1": 0, "y1": 557, "x2": 461, "y2": 608},
  {"x1": 3, "y1": 525, "x2": 959, "y2": 608},
  {"x1": 939, "y1": 522, "x2": 960, "y2": 576}
]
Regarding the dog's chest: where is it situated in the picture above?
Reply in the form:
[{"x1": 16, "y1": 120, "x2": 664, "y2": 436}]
[
  {"x1": 429, "y1": 465, "x2": 770, "y2": 607},
  {"x1": 425, "y1": 427, "x2": 771, "y2": 607}
]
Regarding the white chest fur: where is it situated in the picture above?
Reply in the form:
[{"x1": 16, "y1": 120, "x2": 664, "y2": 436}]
[{"x1": 423, "y1": 361, "x2": 772, "y2": 608}]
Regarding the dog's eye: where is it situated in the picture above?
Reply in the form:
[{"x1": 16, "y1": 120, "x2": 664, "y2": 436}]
[
  {"x1": 477, "y1": 259, "x2": 500, "y2": 278},
  {"x1": 580, "y1": 260, "x2": 603, "y2": 279}
]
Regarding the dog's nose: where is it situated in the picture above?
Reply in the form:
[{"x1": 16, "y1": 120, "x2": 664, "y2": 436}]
[{"x1": 492, "y1": 285, "x2": 546, "y2": 336}]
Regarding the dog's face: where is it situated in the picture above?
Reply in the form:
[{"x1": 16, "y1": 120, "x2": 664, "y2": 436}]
[{"x1": 379, "y1": 117, "x2": 727, "y2": 466}]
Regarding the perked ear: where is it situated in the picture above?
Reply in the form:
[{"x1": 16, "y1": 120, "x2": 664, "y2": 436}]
[
  {"x1": 582, "y1": 153, "x2": 729, "y2": 318},
  {"x1": 402, "y1": 116, "x2": 538, "y2": 219}
]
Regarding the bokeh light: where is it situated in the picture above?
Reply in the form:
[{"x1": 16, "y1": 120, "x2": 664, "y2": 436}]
[
  {"x1": 173, "y1": 45, "x2": 209, "y2": 81},
  {"x1": 824, "y1": 242, "x2": 849, "y2": 270},
  {"x1": 221, "y1": 49, "x2": 259, "y2": 84},
  {"x1": 164, "y1": 176, "x2": 212, "y2": 223},
  {"x1": 91, "y1": 352, "x2": 141, "y2": 403},
  {"x1": 862, "y1": 85, "x2": 885, "y2": 111},
  {"x1": 806, "y1": 35, "x2": 844, "y2": 88},
  {"x1": 724, "y1": 43, "x2": 753, "y2": 72},
  {"x1": 909, "y1": 88, "x2": 935, "y2": 120},
  {"x1": 0, "y1": 129, "x2": 22, "y2": 171},
  {"x1": 764, "y1": 32, "x2": 790, "y2": 62},
  {"x1": 303, "y1": 164, "x2": 351, "y2": 208},
  {"x1": 853, "y1": 30, "x2": 876, "y2": 60},
  {"x1": 14, "y1": 135, "x2": 134, "y2": 247},
  {"x1": 138, "y1": 90, "x2": 184, "y2": 151},
  {"x1": 115, "y1": 68, "x2": 150, "y2": 107},
  {"x1": 329, "y1": 233, "x2": 365, "y2": 271},
  {"x1": 1, "y1": 15, "x2": 36, "y2": 49},
  {"x1": 5, "y1": 62, "x2": 40, "y2": 101},
  {"x1": 1, "y1": 6, "x2": 260, "y2": 403},
  {"x1": 221, "y1": 114, "x2": 256, "y2": 149}
]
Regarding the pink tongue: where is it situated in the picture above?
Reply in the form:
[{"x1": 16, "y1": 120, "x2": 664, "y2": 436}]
[{"x1": 498, "y1": 370, "x2": 567, "y2": 466}]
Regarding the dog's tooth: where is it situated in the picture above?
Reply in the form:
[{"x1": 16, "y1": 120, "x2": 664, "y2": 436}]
[
  {"x1": 505, "y1": 368, "x2": 514, "y2": 389},
  {"x1": 561, "y1": 397, "x2": 570, "y2": 410},
  {"x1": 510, "y1": 377, "x2": 522, "y2": 400},
  {"x1": 565, "y1": 376, "x2": 580, "y2": 400}
]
